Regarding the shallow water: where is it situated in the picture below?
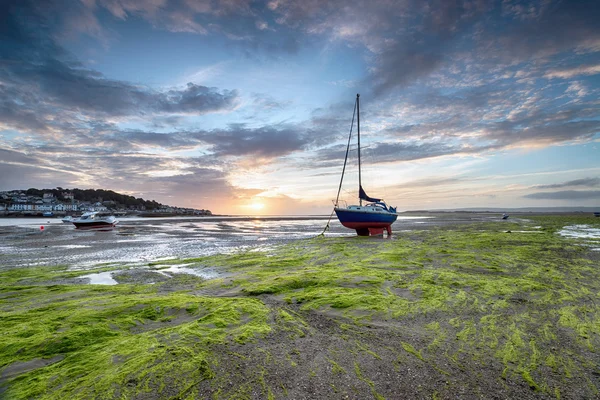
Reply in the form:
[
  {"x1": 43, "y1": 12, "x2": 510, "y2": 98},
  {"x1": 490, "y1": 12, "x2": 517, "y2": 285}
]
[
  {"x1": 558, "y1": 224, "x2": 600, "y2": 251},
  {"x1": 558, "y1": 225, "x2": 600, "y2": 239},
  {"x1": 81, "y1": 271, "x2": 119, "y2": 285},
  {"x1": 0, "y1": 214, "x2": 506, "y2": 270},
  {"x1": 0, "y1": 216, "x2": 345, "y2": 269}
]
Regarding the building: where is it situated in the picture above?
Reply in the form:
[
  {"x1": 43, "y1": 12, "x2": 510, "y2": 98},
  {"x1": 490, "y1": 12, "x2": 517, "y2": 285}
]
[
  {"x1": 9, "y1": 204, "x2": 33, "y2": 211},
  {"x1": 65, "y1": 203, "x2": 79, "y2": 211},
  {"x1": 93, "y1": 202, "x2": 108, "y2": 212},
  {"x1": 34, "y1": 203, "x2": 53, "y2": 211}
]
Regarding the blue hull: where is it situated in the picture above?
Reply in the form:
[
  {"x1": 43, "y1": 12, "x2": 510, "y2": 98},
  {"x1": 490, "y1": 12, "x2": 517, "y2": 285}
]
[{"x1": 335, "y1": 208, "x2": 397, "y2": 229}]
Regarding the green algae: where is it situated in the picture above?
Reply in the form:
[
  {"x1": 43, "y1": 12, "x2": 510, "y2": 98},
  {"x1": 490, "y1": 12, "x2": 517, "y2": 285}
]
[
  {"x1": 0, "y1": 280, "x2": 270, "y2": 399},
  {"x1": 354, "y1": 362, "x2": 385, "y2": 400},
  {"x1": 401, "y1": 342, "x2": 424, "y2": 361},
  {"x1": 1, "y1": 214, "x2": 599, "y2": 398}
]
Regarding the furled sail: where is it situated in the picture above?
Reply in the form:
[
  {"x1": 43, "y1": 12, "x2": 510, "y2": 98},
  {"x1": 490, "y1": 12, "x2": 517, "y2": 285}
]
[{"x1": 359, "y1": 186, "x2": 381, "y2": 203}]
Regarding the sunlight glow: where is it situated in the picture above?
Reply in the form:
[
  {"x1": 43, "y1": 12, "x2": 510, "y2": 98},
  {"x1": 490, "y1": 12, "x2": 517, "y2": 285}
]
[{"x1": 249, "y1": 202, "x2": 265, "y2": 211}]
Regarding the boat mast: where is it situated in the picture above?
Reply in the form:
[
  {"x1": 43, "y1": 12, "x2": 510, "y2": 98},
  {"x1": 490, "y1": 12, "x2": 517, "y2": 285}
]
[{"x1": 357, "y1": 93, "x2": 362, "y2": 206}]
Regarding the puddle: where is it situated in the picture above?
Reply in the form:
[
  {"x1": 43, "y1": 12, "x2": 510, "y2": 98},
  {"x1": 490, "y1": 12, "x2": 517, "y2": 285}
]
[
  {"x1": 153, "y1": 264, "x2": 220, "y2": 279},
  {"x1": 558, "y1": 225, "x2": 600, "y2": 252},
  {"x1": 81, "y1": 271, "x2": 119, "y2": 285},
  {"x1": 558, "y1": 225, "x2": 600, "y2": 239}
]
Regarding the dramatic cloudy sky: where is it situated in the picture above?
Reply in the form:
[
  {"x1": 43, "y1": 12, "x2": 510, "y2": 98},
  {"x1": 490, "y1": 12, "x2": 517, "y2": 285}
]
[{"x1": 1, "y1": 0, "x2": 599, "y2": 214}]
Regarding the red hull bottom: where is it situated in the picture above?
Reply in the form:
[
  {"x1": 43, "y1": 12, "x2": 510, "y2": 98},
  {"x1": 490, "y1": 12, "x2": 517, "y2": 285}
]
[{"x1": 340, "y1": 222, "x2": 392, "y2": 236}]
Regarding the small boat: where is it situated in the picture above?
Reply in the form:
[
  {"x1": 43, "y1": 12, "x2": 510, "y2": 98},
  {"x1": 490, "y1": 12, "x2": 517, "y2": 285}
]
[
  {"x1": 594, "y1": 212, "x2": 600, "y2": 217},
  {"x1": 62, "y1": 215, "x2": 74, "y2": 223},
  {"x1": 72, "y1": 212, "x2": 118, "y2": 230},
  {"x1": 43, "y1": 211, "x2": 54, "y2": 217},
  {"x1": 334, "y1": 94, "x2": 397, "y2": 236},
  {"x1": 502, "y1": 213, "x2": 509, "y2": 220}
]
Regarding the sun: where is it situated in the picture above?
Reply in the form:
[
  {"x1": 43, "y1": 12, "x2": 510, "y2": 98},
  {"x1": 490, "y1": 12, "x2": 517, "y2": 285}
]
[{"x1": 249, "y1": 202, "x2": 265, "y2": 211}]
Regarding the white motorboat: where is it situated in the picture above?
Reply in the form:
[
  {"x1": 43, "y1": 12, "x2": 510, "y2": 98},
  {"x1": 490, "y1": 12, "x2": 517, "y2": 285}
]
[
  {"x1": 62, "y1": 216, "x2": 75, "y2": 224},
  {"x1": 71, "y1": 212, "x2": 118, "y2": 230}
]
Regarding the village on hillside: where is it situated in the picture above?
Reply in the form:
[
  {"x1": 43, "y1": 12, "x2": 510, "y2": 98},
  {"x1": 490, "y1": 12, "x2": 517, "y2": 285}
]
[{"x1": 0, "y1": 189, "x2": 211, "y2": 217}]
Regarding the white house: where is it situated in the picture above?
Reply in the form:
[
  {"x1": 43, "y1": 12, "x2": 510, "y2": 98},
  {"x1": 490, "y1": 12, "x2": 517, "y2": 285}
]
[
  {"x1": 9, "y1": 204, "x2": 33, "y2": 211},
  {"x1": 65, "y1": 203, "x2": 79, "y2": 211},
  {"x1": 43, "y1": 193, "x2": 55, "y2": 203}
]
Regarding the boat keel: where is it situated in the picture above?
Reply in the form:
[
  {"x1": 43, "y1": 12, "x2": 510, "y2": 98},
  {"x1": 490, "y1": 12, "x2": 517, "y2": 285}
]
[
  {"x1": 356, "y1": 228, "x2": 370, "y2": 236},
  {"x1": 355, "y1": 226, "x2": 392, "y2": 237}
]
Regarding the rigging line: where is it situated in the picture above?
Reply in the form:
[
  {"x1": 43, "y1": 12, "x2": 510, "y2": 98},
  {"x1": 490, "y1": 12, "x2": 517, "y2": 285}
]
[{"x1": 319, "y1": 97, "x2": 358, "y2": 236}]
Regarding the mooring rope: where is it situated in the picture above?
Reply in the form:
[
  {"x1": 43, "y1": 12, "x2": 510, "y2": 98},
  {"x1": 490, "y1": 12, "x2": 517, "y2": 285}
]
[{"x1": 319, "y1": 98, "x2": 358, "y2": 236}]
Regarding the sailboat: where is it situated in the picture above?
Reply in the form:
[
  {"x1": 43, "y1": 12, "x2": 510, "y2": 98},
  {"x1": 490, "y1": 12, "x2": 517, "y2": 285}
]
[{"x1": 334, "y1": 94, "x2": 398, "y2": 236}]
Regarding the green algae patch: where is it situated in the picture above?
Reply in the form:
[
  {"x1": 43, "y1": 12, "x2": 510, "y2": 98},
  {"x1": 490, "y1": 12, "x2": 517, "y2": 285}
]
[
  {"x1": 1, "y1": 214, "x2": 599, "y2": 399},
  {"x1": 0, "y1": 278, "x2": 271, "y2": 399}
]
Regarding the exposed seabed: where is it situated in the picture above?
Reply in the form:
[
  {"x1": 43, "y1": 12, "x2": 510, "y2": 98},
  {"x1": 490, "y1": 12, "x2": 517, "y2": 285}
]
[{"x1": 1, "y1": 214, "x2": 599, "y2": 399}]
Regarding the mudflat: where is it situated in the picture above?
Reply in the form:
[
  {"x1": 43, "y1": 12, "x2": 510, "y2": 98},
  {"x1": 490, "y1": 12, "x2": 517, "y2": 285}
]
[{"x1": 0, "y1": 214, "x2": 599, "y2": 399}]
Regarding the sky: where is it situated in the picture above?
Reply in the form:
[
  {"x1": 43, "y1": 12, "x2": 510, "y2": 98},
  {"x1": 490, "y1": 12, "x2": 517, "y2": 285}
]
[{"x1": 1, "y1": 0, "x2": 599, "y2": 215}]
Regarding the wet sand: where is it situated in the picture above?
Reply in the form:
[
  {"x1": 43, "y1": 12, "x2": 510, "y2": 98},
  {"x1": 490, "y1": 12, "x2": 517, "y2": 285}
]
[{"x1": 0, "y1": 213, "x2": 504, "y2": 270}]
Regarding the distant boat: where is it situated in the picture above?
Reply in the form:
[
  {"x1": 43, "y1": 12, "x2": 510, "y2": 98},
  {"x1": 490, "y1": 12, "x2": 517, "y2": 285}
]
[
  {"x1": 502, "y1": 213, "x2": 509, "y2": 220},
  {"x1": 43, "y1": 211, "x2": 54, "y2": 217},
  {"x1": 334, "y1": 94, "x2": 398, "y2": 236},
  {"x1": 72, "y1": 212, "x2": 118, "y2": 230},
  {"x1": 594, "y1": 212, "x2": 600, "y2": 218},
  {"x1": 62, "y1": 215, "x2": 74, "y2": 224}
]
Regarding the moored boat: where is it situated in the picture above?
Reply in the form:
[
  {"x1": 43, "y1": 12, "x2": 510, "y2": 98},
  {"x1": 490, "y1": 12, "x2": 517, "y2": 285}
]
[
  {"x1": 333, "y1": 94, "x2": 397, "y2": 236},
  {"x1": 502, "y1": 213, "x2": 509, "y2": 220},
  {"x1": 62, "y1": 215, "x2": 74, "y2": 224},
  {"x1": 72, "y1": 212, "x2": 118, "y2": 230}
]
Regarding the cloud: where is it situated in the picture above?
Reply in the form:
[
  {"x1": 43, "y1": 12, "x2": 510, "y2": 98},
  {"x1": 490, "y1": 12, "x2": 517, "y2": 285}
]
[
  {"x1": 395, "y1": 177, "x2": 463, "y2": 188},
  {"x1": 523, "y1": 190, "x2": 600, "y2": 200},
  {"x1": 0, "y1": 149, "x2": 42, "y2": 165},
  {"x1": 367, "y1": 141, "x2": 496, "y2": 163},
  {"x1": 0, "y1": 86, "x2": 52, "y2": 133},
  {"x1": 0, "y1": 162, "x2": 78, "y2": 190},
  {"x1": 483, "y1": 119, "x2": 600, "y2": 147},
  {"x1": 192, "y1": 125, "x2": 311, "y2": 158},
  {"x1": 496, "y1": 0, "x2": 600, "y2": 60},
  {"x1": 251, "y1": 93, "x2": 291, "y2": 110},
  {"x1": 0, "y1": 141, "x2": 237, "y2": 210},
  {"x1": 545, "y1": 64, "x2": 600, "y2": 79},
  {"x1": 533, "y1": 177, "x2": 600, "y2": 189},
  {"x1": 0, "y1": 1, "x2": 238, "y2": 125},
  {"x1": 268, "y1": 1, "x2": 600, "y2": 95},
  {"x1": 309, "y1": 140, "x2": 498, "y2": 169}
]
